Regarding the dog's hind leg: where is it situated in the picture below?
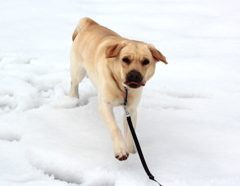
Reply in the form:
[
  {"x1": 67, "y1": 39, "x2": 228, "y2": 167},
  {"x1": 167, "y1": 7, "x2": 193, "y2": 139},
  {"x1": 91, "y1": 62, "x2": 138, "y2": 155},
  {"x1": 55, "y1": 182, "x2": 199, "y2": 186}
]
[{"x1": 69, "y1": 57, "x2": 86, "y2": 98}]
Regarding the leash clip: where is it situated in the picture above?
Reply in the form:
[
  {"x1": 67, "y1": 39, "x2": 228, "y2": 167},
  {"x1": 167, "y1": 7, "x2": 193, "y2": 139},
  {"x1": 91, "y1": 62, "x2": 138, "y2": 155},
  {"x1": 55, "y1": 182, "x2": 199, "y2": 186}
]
[{"x1": 123, "y1": 105, "x2": 131, "y2": 117}]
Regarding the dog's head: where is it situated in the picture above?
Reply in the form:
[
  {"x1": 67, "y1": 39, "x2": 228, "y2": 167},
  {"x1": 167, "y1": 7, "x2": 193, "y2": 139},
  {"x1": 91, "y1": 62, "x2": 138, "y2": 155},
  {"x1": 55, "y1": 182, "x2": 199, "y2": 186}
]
[{"x1": 105, "y1": 41, "x2": 167, "y2": 89}]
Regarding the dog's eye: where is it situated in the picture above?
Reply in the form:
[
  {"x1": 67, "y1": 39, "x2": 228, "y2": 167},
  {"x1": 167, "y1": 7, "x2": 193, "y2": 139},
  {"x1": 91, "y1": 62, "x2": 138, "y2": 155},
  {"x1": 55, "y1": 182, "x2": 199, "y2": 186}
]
[
  {"x1": 122, "y1": 57, "x2": 131, "y2": 64},
  {"x1": 142, "y1": 59, "x2": 149, "y2": 65}
]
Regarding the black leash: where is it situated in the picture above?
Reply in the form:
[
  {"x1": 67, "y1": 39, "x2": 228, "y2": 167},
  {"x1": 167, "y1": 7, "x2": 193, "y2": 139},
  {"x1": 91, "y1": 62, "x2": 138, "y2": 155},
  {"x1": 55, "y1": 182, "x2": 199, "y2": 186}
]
[{"x1": 123, "y1": 87, "x2": 162, "y2": 186}]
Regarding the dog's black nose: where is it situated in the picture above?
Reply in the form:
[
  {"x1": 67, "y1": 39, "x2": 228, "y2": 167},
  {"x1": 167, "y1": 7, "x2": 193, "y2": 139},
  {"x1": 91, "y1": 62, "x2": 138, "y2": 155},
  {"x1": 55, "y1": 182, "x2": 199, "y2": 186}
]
[
  {"x1": 125, "y1": 70, "x2": 144, "y2": 88},
  {"x1": 127, "y1": 70, "x2": 142, "y2": 83}
]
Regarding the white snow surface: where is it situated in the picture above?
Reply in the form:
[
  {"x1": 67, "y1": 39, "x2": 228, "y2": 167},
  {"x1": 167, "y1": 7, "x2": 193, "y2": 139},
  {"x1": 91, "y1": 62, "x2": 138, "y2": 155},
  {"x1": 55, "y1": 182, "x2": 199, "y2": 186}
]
[{"x1": 0, "y1": 0, "x2": 240, "y2": 185}]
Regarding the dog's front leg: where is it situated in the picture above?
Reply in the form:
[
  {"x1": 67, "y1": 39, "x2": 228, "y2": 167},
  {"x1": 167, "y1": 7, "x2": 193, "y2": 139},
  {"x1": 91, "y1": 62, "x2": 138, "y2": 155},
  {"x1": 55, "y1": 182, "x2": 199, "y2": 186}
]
[{"x1": 99, "y1": 100, "x2": 129, "y2": 161}]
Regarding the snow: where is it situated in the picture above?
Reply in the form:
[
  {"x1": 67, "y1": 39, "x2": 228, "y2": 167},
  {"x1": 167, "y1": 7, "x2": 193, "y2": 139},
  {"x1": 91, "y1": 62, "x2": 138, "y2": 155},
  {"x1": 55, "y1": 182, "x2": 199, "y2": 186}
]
[{"x1": 0, "y1": 0, "x2": 240, "y2": 185}]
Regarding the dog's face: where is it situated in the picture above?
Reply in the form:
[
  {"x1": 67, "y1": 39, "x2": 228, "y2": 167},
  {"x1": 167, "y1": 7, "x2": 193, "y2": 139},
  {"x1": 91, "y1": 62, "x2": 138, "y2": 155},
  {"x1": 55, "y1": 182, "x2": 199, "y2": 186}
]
[{"x1": 106, "y1": 41, "x2": 167, "y2": 89}]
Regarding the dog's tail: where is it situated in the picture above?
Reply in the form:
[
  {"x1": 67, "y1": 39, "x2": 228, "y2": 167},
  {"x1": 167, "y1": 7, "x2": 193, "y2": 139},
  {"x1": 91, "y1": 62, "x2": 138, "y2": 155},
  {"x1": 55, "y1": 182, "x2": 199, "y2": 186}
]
[{"x1": 72, "y1": 17, "x2": 98, "y2": 41}]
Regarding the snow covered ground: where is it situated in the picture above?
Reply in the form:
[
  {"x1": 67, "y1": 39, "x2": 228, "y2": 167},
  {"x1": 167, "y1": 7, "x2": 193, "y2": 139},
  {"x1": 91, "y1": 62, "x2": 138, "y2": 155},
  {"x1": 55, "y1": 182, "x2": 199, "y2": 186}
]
[{"x1": 1, "y1": 0, "x2": 240, "y2": 185}]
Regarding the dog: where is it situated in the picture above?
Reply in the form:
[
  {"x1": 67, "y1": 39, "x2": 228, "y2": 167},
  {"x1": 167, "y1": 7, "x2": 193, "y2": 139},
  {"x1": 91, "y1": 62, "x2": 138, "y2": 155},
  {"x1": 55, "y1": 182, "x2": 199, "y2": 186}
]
[{"x1": 69, "y1": 17, "x2": 167, "y2": 161}]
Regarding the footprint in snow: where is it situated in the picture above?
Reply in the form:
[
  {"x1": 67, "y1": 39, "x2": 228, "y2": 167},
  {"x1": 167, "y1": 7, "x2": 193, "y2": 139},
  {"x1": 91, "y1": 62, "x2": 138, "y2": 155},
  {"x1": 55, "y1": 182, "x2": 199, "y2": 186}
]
[
  {"x1": 165, "y1": 91, "x2": 212, "y2": 99},
  {"x1": 27, "y1": 151, "x2": 83, "y2": 185},
  {"x1": 0, "y1": 132, "x2": 21, "y2": 142}
]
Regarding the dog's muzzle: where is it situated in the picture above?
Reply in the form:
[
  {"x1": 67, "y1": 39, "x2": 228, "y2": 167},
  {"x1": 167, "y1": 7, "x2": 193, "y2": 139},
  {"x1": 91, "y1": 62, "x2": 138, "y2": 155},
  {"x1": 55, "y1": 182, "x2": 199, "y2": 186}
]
[{"x1": 125, "y1": 70, "x2": 145, "y2": 88}]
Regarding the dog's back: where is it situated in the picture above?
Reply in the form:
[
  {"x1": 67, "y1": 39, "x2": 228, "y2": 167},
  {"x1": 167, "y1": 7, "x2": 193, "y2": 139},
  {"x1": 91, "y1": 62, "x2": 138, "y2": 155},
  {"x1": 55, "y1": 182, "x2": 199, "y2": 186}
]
[
  {"x1": 72, "y1": 17, "x2": 121, "y2": 43},
  {"x1": 72, "y1": 17, "x2": 99, "y2": 41}
]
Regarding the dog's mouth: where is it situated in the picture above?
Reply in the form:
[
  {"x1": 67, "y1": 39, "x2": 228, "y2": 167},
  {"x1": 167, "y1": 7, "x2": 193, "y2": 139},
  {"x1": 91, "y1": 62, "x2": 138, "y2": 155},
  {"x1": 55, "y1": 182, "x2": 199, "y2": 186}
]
[{"x1": 125, "y1": 81, "x2": 145, "y2": 89}]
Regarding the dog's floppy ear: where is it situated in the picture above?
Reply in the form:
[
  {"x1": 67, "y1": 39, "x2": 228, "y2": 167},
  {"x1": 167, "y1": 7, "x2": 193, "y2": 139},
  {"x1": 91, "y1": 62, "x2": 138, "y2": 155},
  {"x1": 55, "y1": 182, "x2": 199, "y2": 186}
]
[
  {"x1": 148, "y1": 44, "x2": 168, "y2": 64},
  {"x1": 105, "y1": 43, "x2": 126, "y2": 58}
]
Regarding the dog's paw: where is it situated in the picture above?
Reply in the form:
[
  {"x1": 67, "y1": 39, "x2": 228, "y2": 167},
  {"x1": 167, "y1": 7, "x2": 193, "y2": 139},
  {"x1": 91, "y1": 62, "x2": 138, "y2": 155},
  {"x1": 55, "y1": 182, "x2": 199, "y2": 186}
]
[
  {"x1": 114, "y1": 144, "x2": 129, "y2": 161},
  {"x1": 115, "y1": 151, "x2": 129, "y2": 161}
]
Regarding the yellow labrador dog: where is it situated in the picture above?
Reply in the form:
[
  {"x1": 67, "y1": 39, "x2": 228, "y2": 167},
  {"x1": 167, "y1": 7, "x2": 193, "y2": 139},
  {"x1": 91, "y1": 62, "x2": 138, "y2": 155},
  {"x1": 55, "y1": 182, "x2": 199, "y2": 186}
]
[{"x1": 69, "y1": 17, "x2": 167, "y2": 161}]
